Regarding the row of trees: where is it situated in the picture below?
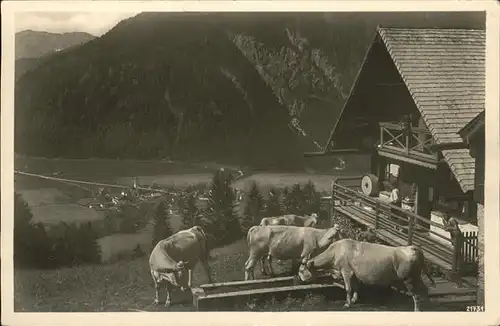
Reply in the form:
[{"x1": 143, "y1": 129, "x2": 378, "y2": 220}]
[
  {"x1": 15, "y1": 170, "x2": 326, "y2": 269},
  {"x1": 14, "y1": 193, "x2": 101, "y2": 269},
  {"x1": 150, "y1": 169, "x2": 327, "y2": 250}
]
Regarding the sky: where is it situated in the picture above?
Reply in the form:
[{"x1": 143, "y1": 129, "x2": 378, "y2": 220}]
[{"x1": 15, "y1": 12, "x2": 140, "y2": 36}]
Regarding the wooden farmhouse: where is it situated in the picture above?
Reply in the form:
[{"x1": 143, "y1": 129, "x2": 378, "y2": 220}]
[
  {"x1": 309, "y1": 27, "x2": 485, "y2": 281},
  {"x1": 458, "y1": 109, "x2": 485, "y2": 304}
]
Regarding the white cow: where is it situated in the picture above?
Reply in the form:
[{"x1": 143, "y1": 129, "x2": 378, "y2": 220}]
[
  {"x1": 149, "y1": 226, "x2": 213, "y2": 307},
  {"x1": 245, "y1": 224, "x2": 342, "y2": 280},
  {"x1": 298, "y1": 239, "x2": 436, "y2": 311},
  {"x1": 260, "y1": 213, "x2": 319, "y2": 228}
]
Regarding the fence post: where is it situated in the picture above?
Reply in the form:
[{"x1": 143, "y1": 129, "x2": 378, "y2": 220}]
[
  {"x1": 407, "y1": 214, "x2": 415, "y2": 245},
  {"x1": 374, "y1": 201, "x2": 380, "y2": 229},
  {"x1": 451, "y1": 228, "x2": 463, "y2": 275},
  {"x1": 331, "y1": 180, "x2": 337, "y2": 227}
]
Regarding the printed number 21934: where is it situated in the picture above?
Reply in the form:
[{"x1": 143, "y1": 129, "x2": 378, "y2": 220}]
[{"x1": 466, "y1": 305, "x2": 485, "y2": 312}]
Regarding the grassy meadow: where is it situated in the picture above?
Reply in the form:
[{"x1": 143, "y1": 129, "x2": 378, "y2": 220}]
[
  {"x1": 12, "y1": 156, "x2": 472, "y2": 312},
  {"x1": 12, "y1": 156, "x2": 348, "y2": 311}
]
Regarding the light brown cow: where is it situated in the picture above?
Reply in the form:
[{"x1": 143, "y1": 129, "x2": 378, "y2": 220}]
[
  {"x1": 260, "y1": 213, "x2": 318, "y2": 228},
  {"x1": 298, "y1": 239, "x2": 436, "y2": 311},
  {"x1": 244, "y1": 224, "x2": 342, "y2": 280},
  {"x1": 149, "y1": 226, "x2": 213, "y2": 307}
]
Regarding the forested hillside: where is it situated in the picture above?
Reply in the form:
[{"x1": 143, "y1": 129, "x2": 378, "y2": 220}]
[{"x1": 14, "y1": 12, "x2": 484, "y2": 169}]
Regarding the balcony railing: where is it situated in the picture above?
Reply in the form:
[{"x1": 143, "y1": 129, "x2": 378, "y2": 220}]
[{"x1": 379, "y1": 122, "x2": 439, "y2": 161}]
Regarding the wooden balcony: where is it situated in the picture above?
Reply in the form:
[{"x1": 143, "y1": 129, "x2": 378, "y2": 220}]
[
  {"x1": 328, "y1": 179, "x2": 478, "y2": 278},
  {"x1": 378, "y1": 122, "x2": 440, "y2": 168}
]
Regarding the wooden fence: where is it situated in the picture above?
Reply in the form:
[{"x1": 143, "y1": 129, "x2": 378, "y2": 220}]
[{"x1": 329, "y1": 178, "x2": 478, "y2": 277}]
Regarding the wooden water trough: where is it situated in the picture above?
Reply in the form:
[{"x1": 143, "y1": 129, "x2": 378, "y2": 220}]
[{"x1": 191, "y1": 273, "x2": 345, "y2": 311}]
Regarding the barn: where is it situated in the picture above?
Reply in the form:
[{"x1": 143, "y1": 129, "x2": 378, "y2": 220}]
[{"x1": 307, "y1": 27, "x2": 485, "y2": 283}]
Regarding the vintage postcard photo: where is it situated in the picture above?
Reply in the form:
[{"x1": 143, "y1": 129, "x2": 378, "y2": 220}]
[{"x1": 2, "y1": 1, "x2": 499, "y2": 325}]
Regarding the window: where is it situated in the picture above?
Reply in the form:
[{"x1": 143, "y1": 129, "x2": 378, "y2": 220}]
[{"x1": 385, "y1": 163, "x2": 400, "y2": 183}]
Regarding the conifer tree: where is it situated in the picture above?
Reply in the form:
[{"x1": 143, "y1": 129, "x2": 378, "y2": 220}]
[
  {"x1": 203, "y1": 169, "x2": 241, "y2": 245},
  {"x1": 241, "y1": 181, "x2": 265, "y2": 233},
  {"x1": 151, "y1": 200, "x2": 173, "y2": 248},
  {"x1": 302, "y1": 181, "x2": 321, "y2": 215},
  {"x1": 180, "y1": 192, "x2": 201, "y2": 229},
  {"x1": 265, "y1": 187, "x2": 282, "y2": 217},
  {"x1": 14, "y1": 192, "x2": 53, "y2": 268},
  {"x1": 281, "y1": 186, "x2": 292, "y2": 214},
  {"x1": 288, "y1": 183, "x2": 305, "y2": 215}
]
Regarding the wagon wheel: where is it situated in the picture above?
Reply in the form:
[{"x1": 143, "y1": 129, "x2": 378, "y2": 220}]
[{"x1": 361, "y1": 174, "x2": 380, "y2": 197}]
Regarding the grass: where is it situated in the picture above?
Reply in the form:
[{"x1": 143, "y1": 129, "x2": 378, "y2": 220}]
[
  {"x1": 14, "y1": 236, "x2": 469, "y2": 312},
  {"x1": 14, "y1": 239, "x2": 256, "y2": 312},
  {"x1": 13, "y1": 156, "x2": 470, "y2": 312}
]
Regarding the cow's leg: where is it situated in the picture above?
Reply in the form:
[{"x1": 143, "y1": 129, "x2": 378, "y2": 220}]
[
  {"x1": 404, "y1": 278, "x2": 421, "y2": 312},
  {"x1": 164, "y1": 282, "x2": 173, "y2": 308},
  {"x1": 350, "y1": 276, "x2": 360, "y2": 305},
  {"x1": 151, "y1": 271, "x2": 162, "y2": 305},
  {"x1": 188, "y1": 269, "x2": 193, "y2": 288},
  {"x1": 267, "y1": 255, "x2": 275, "y2": 277},
  {"x1": 245, "y1": 255, "x2": 258, "y2": 281},
  {"x1": 153, "y1": 280, "x2": 162, "y2": 305},
  {"x1": 260, "y1": 256, "x2": 268, "y2": 275},
  {"x1": 341, "y1": 269, "x2": 354, "y2": 309}
]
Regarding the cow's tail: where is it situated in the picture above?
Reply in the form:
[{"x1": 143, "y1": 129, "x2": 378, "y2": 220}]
[{"x1": 416, "y1": 247, "x2": 436, "y2": 287}]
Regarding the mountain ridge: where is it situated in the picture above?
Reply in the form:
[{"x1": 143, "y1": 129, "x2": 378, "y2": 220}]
[{"x1": 14, "y1": 12, "x2": 485, "y2": 169}]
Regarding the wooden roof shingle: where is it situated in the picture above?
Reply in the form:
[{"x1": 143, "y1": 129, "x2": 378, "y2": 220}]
[{"x1": 377, "y1": 27, "x2": 485, "y2": 193}]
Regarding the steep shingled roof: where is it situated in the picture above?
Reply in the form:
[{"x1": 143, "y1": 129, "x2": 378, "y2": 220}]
[
  {"x1": 377, "y1": 27, "x2": 485, "y2": 192},
  {"x1": 459, "y1": 110, "x2": 485, "y2": 141}
]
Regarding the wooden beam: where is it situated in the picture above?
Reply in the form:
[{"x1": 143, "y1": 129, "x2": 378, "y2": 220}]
[
  {"x1": 377, "y1": 149, "x2": 438, "y2": 170},
  {"x1": 303, "y1": 149, "x2": 369, "y2": 157},
  {"x1": 426, "y1": 142, "x2": 468, "y2": 151},
  {"x1": 379, "y1": 122, "x2": 430, "y2": 134}
]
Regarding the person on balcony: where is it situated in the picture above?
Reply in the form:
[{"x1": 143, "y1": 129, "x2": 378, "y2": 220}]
[
  {"x1": 388, "y1": 180, "x2": 405, "y2": 234},
  {"x1": 389, "y1": 180, "x2": 402, "y2": 207}
]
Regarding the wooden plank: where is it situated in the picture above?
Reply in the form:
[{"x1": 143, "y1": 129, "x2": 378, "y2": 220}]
[
  {"x1": 200, "y1": 282, "x2": 345, "y2": 300},
  {"x1": 193, "y1": 280, "x2": 346, "y2": 311},
  {"x1": 377, "y1": 148, "x2": 438, "y2": 169},
  {"x1": 303, "y1": 149, "x2": 369, "y2": 157}
]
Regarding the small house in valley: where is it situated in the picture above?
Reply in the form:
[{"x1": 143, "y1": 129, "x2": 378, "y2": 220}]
[{"x1": 308, "y1": 27, "x2": 485, "y2": 280}]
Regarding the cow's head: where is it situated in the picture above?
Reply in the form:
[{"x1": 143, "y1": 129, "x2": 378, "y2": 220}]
[
  {"x1": 297, "y1": 258, "x2": 316, "y2": 283},
  {"x1": 318, "y1": 224, "x2": 343, "y2": 248},
  {"x1": 167, "y1": 260, "x2": 189, "y2": 291}
]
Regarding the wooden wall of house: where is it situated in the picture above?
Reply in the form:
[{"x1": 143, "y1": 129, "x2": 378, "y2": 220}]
[
  {"x1": 471, "y1": 130, "x2": 485, "y2": 205},
  {"x1": 332, "y1": 37, "x2": 424, "y2": 152}
]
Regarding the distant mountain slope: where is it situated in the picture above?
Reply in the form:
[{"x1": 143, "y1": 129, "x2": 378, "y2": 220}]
[
  {"x1": 15, "y1": 30, "x2": 96, "y2": 80},
  {"x1": 14, "y1": 12, "x2": 485, "y2": 168},
  {"x1": 15, "y1": 30, "x2": 96, "y2": 59}
]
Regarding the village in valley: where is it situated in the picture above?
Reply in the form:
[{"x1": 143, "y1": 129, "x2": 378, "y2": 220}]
[{"x1": 10, "y1": 9, "x2": 486, "y2": 313}]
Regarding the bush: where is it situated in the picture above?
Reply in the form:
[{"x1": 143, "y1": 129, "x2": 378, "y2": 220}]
[
  {"x1": 14, "y1": 193, "x2": 54, "y2": 269},
  {"x1": 49, "y1": 221, "x2": 101, "y2": 267},
  {"x1": 203, "y1": 169, "x2": 241, "y2": 246},
  {"x1": 265, "y1": 187, "x2": 282, "y2": 217},
  {"x1": 151, "y1": 200, "x2": 173, "y2": 248},
  {"x1": 241, "y1": 181, "x2": 265, "y2": 233}
]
